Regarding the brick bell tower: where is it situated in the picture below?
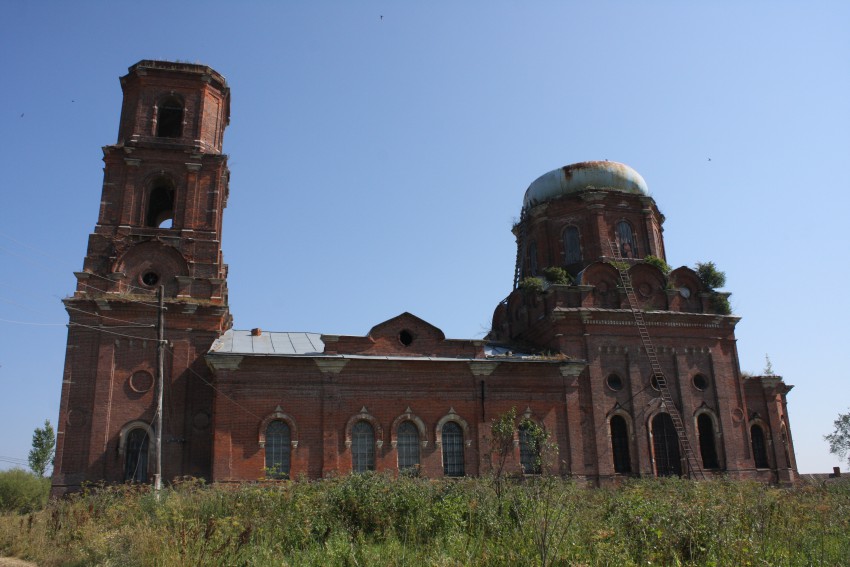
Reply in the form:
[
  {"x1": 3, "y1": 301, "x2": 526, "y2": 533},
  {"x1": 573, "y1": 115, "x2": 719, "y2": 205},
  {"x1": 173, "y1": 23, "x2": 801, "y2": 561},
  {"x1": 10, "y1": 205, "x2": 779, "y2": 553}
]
[{"x1": 53, "y1": 61, "x2": 231, "y2": 493}]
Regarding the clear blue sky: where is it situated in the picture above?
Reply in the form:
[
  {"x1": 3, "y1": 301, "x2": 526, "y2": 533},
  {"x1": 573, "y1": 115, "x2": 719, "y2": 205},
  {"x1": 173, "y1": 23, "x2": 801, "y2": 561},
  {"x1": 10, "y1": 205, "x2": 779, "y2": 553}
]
[{"x1": 1, "y1": 2, "x2": 847, "y2": 474}]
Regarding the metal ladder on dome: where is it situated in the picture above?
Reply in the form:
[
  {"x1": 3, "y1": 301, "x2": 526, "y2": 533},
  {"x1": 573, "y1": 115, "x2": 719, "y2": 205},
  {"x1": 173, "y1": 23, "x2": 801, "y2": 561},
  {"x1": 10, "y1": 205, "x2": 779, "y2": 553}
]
[
  {"x1": 607, "y1": 241, "x2": 704, "y2": 480},
  {"x1": 513, "y1": 207, "x2": 529, "y2": 290}
]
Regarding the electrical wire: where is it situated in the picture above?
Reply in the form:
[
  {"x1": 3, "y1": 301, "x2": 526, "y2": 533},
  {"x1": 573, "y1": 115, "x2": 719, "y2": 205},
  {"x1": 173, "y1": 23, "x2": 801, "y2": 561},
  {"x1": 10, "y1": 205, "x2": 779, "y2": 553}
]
[
  {"x1": 165, "y1": 344, "x2": 264, "y2": 422},
  {"x1": 64, "y1": 304, "x2": 156, "y2": 328},
  {"x1": 76, "y1": 281, "x2": 160, "y2": 308}
]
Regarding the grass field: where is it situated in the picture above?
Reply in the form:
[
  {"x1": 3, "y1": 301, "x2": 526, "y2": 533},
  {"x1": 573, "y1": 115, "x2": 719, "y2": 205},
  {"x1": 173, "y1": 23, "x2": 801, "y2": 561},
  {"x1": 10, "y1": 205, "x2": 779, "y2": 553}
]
[{"x1": 1, "y1": 474, "x2": 848, "y2": 566}]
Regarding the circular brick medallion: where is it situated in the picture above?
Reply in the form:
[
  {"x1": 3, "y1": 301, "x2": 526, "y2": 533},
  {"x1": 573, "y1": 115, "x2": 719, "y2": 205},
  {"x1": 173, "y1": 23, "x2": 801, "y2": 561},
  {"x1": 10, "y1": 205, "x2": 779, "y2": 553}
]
[{"x1": 129, "y1": 370, "x2": 154, "y2": 393}]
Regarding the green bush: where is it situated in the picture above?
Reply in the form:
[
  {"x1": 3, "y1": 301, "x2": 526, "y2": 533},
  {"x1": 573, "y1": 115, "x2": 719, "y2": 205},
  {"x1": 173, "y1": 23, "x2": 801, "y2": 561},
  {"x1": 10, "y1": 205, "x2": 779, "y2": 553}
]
[
  {"x1": 710, "y1": 293, "x2": 732, "y2": 315},
  {"x1": 2, "y1": 477, "x2": 849, "y2": 566},
  {"x1": 518, "y1": 276, "x2": 544, "y2": 294},
  {"x1": 695, "y1": 261, "x2": 726, "y2": 290},
  {"x1": 0, "y1": 468, "x2": 50, "y2": 514},
  {"x1": 542, "y1": 267, "x2": 572, "y2": 285},
  {"x1": 643, "y1": 255, "x2": 671, "y2": 274}
]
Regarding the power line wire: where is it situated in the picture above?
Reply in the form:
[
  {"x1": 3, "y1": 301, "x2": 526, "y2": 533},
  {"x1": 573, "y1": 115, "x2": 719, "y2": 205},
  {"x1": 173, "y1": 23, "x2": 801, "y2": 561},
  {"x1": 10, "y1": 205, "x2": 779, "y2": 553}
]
[{"x1": 165, "y1": 344, "x2": 264, "y2": 422}]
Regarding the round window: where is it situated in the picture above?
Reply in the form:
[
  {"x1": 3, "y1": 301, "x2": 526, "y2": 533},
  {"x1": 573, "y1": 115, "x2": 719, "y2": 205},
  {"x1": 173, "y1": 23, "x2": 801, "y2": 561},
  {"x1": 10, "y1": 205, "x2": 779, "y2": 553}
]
[
  {"x1": 693, "y1": 374, "x2": 709, "y2": 391},
  {"x1": 679, "y1": 286, "x2": 692, "y2": 299},
  {"x1": 141, "y1": 271, "x2": 160, "y2": 287},
  {"x1": 650, "y1": 375, "x2": 662, "y2": 391},
  {"x1": 606, "y1": 374, "x2": 624, "y2": 391}
]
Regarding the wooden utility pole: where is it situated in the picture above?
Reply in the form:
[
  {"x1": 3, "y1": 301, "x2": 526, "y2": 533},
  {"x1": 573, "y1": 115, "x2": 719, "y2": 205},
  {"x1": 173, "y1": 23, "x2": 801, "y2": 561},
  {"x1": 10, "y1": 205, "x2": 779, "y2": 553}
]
[{"x1": 154, "y1": 285, "x2": 165, "y2": 492}]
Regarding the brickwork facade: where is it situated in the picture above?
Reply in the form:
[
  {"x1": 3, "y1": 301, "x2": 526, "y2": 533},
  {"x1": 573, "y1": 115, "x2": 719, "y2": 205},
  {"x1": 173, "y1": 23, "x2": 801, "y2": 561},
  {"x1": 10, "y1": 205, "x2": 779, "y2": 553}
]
[{"x1": 52, "y1": 62, "x2": 797, "y2": 494}]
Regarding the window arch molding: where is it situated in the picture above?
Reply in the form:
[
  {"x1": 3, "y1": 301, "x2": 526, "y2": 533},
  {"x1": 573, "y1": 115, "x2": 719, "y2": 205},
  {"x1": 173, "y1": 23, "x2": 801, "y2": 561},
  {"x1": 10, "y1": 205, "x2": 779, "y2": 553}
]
[
  {"x1": 258, "y1": 408, "x2": 298, "y2": 449},
  {"x1": 390, "y1": 408, "x2": 428, "y2": 449},
  {"x1": 607, "y1": 407, "x2": 635, "y2": 474},
  {"x1": 345, "y1": 407, "x2": 384, "y2": 449},
  {"x1": 118, "y1": 420, "x2": 155, "y2": 456},
  {"x1": 118, "y1": 420, "x2": 155, "y2": 483},
  {"x1": 693, "y1": 407, "x2": 723, "y2": 469},
  {"x1": 646, "y1": 408, "x2": 682, "y2": 477},
  {"x1": 749, "y1": 417, "x2": 772, "y2": 469},
  {"x1": 435, "y1": 409, "x2": 470, "y2": 447}
]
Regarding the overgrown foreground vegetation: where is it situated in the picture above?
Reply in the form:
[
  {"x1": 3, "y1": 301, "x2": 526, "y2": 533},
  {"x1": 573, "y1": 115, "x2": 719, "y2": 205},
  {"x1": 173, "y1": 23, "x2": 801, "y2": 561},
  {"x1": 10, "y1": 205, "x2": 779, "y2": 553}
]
[{"x1": 2, "y1": 475, "x2": 849, "y2": 566}]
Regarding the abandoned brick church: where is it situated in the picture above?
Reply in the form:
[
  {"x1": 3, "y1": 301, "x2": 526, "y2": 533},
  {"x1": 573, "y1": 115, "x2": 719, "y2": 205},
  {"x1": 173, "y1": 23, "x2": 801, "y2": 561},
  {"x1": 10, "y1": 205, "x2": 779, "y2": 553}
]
[{"x1": 52, "y1": 61, "x2": 798, "y2": 493}]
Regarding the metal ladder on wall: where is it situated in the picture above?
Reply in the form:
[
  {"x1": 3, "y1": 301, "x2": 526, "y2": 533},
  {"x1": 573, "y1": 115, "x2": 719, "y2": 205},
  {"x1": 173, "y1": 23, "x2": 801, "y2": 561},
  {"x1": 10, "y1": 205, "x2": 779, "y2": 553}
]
[
  {"x1": 607, "y1": 241, "x2": 704, "y2": 479},
  {"x1": 512, "y1": 208, "x2": 529, "y2": 290}
]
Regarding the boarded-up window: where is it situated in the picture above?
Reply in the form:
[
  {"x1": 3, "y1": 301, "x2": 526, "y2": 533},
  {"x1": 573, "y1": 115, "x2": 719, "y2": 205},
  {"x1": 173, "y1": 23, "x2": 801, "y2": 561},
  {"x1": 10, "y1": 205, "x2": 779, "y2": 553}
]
[
  {"x1": 610, "y1": 415, "x2": 631, "y2": 473},
  {"x1": 697, "y1": 414, "x2": 719, "y2": 469},
  {"x1": 564, "y1": 226, "x2": 581, "y2": 265}
]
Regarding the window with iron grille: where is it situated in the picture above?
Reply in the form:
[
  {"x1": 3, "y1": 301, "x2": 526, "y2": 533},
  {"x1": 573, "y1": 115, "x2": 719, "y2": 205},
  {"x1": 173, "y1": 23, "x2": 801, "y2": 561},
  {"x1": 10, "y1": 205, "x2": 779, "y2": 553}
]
[
  {"x1": 352, "y1": 421, "x2": 375, "y2": 473},
  {"x1": 651, "y1": 413, "x2": 681, "y2": 477},
  {"x1": 563, "y1": 226, "x2": 581, "y2": 265},
  {"x1": 124, "y1": 428, "x2": 149, "y2": 483},
  {"x1": 397, "y1": 421, "x2": 420, "y2": 472},
  {"x1": 610, "y1": 415, "x2": 631, "y2": 473},
  {"x1": 616, "y1": 221, "x2": 638, "y2": 258},
  {"x1": 265, "y1": 420, "x2": 291, "y2": 479},
  {"x1": 697, "y1": 414, "x2": 720, "y2": 469},
  {"x1": 519, "y1": 423, "x2": 541, "y2": 474},
  {"x1": 441, "y1": 422, "x2": 464, "y2": 477},
  {"x1": 751, "y1": 424, "x2": 769, "y2": 468}
]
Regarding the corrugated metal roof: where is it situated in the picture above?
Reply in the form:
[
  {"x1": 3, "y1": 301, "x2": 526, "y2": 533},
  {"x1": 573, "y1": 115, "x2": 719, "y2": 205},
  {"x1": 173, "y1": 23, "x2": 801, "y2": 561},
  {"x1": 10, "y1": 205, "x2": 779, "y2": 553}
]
[{"x1": 210, "y1": 330, "x2": 325, "y2": 355}]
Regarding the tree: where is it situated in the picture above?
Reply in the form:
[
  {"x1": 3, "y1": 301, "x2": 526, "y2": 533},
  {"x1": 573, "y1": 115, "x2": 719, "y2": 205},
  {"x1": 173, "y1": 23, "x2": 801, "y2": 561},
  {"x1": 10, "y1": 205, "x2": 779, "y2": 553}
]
[
  {"x1": 824, "y1": 410, "x2": 850, "y2": 468},
  {"x1": 695, "y1": 261, "x2": 726, "y2": 290},
  {"x1": 28, "y1": 420, "x2": 55, "y2": 477}
]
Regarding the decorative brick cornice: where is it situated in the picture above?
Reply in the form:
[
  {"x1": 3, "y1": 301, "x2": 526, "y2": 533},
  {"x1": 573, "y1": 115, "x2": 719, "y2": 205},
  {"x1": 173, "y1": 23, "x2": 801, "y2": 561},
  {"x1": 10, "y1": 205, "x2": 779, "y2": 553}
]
[
  {"x1": 468, "y1": 361, "x2": 500, "y2": 376},
  {"x1": 314, "y1": 358, "x2": 349, "y2": 374}
]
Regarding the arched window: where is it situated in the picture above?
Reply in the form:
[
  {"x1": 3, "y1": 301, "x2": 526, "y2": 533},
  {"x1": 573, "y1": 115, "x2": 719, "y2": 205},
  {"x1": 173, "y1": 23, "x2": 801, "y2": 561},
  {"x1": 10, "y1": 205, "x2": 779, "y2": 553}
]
[
  {"x1": 124, "y1": 428, "x2": 149, "y2": 483},
  {"x1": 527, "y1": 240, "x2": 539, "y2": 276},
  {"x1": 519, "y1": 422, "x2": 541, "y2": 474},
  {"x1": 616, "y1": 221, "x2": 638, "y2": 258},
  {"x1": 610, "y1": 415, "x2": 631, "y2": 473},
  {"x1": 441, "y1": 422, "x2": 464, "y2": 477},
  {"x1": 265, "y1": 421, "x2": 291, "y2": 479},
  {"x1": 751, "y1": 424, "x2": 769, "y2": 468},
  {"x1": 146, "y1": 180, "x2": 175, "y2": 228},
  {"x1": 156, "y1": 96, "x2": 183, "y2": 138},
  {"x1": 651, "y1": 413, "x2": 681, "y2": 477},
  {"x1": 697, "y1": 414, "x2": 719, "y2": 469},
  {"x1": 563, "y1": 226, "x2": 581, "y2": 265},
  {"x1": 352, "y1": 421, "x2": 375, "y2": 473},
  {"x1": 397, "y1": 421, "x2": 420, "y2": 472}
]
